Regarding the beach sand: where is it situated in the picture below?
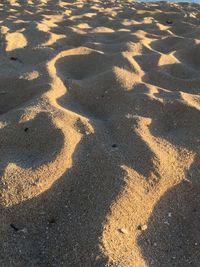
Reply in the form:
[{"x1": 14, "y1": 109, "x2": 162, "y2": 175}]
[{"x1": 1, "y1": 0, "x2": 200, "y2": 266}]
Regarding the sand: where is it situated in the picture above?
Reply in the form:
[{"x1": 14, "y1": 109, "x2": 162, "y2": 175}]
[{"x1": 0, "y1": 0, "x2": 200, "y2": 266}]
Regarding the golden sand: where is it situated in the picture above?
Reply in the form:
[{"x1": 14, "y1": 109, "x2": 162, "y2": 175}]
[{"x1": 1, "y1": 0, "x2": 200, "y2": 266}]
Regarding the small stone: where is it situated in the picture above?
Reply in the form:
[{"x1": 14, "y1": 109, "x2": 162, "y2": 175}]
[
  {"x1": 138, "y1": 224, "x2": 148, "y2": 231},
  {"x1": 33, "y1": 178, "x2": 42, "y2": 186},
  {"x1": 168, "y1": 212, "x2": 172, "y2": 217},
  {"x1": 10, "y1": 224, "x2": 19, "y2": 232},
  {"x1": 166, "y1": 20, "x2": 173, "y2": 25},
  {"x1": 119, "y1": 228, "x2": 128, "y2": 234},
  {"x1": 10, "y1": 56, "x2": 18, "y2": 61},
  {"x1": 48, "y1": 218, "x2": 56, "y2": 225},
  {"x1": 195, "y1": 242, "x2": 198, "y2": 246},
  {"x1": 52, "y1": 150, "x2": 57, "y2": 156},
  {"x1": 141, "y1": 224, "x2": 147, "y2": 231},
  {"x1": 18, "y1": 228, "x2": 28, "y2": 234}
]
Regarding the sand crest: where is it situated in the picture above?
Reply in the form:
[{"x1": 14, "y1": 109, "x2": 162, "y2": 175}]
[{"x1": 1, "y1": 0, "x2": 200, "y2": 266}]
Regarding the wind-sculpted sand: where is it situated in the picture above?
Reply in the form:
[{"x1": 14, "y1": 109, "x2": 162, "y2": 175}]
[{"x1": 1, "y1": 0, "x2": 200, "y2": 266}]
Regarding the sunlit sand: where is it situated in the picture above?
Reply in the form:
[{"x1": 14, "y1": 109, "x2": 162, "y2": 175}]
[{"x1": 1, "y1": 0, "x2": 200, "y2": 266}]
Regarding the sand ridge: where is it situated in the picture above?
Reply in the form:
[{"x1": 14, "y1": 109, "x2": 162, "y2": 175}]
[{"x1": 1, "y1": 0, "x2": 200, "y2": 266}]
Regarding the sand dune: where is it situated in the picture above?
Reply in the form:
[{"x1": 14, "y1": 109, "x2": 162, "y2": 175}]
[{"x1": 1, "y1": 0, "x2": 200, "y2": 266}]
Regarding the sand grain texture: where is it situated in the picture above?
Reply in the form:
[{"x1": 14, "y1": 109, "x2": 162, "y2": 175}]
[{"x1": 1, "y1": 0, "x2": 200, "y2": 266}]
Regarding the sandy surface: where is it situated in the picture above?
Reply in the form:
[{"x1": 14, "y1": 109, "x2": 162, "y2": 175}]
[{"x1": 1, "y1": 0, "x2": 200, "y2": 266}]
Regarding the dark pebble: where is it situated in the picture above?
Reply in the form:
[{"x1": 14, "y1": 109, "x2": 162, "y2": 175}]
[
  {"x1": 10, "y1": 224, "x2": 19, "y2": 232},
  {"x1": 48, "y1": 218, "x2": 56, "y2": 225},
  {"x1": 10, "y1": 57, "x2": 18, "y2": 61},
  {"x1": 166, "y1": 20, "x2": 173, "y2": 25}
]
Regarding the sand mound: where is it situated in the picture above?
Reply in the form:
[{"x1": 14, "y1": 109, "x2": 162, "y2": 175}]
[{"x1": 1, "y1": 0, "x2": 200, "y2": 266}]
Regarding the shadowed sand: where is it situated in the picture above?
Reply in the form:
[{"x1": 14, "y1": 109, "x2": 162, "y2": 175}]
[{"x1": 1, "y1": 0, "x2": 200, "y2": 266}]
